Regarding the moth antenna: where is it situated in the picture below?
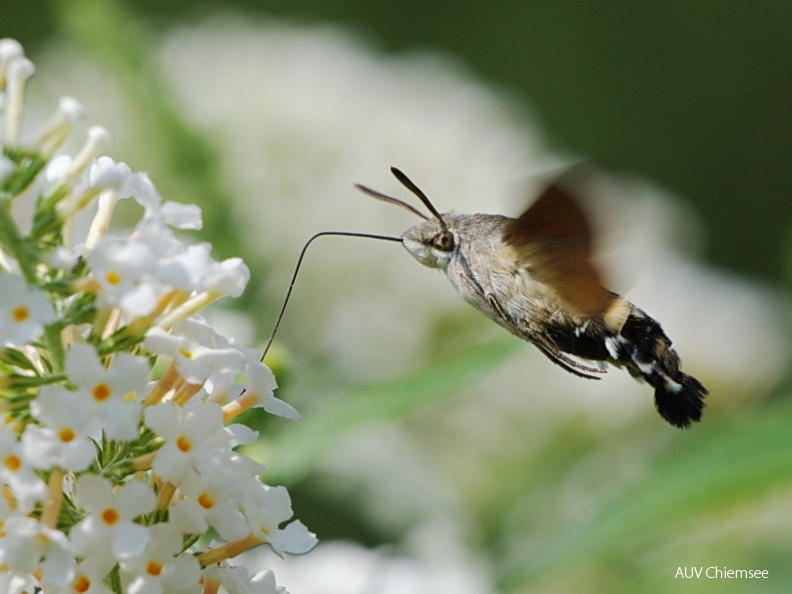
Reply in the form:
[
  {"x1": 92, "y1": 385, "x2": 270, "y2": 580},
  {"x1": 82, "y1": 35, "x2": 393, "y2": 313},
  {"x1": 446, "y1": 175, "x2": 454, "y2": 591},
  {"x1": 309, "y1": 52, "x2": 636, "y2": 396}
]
[
  {"x1": 354, "y1": 183, "x2": 430, "y2": 220},
  {"x1": 390, "y1": 167, "x2": 448, "y2": 228},
  {"x1": 261, "y1": 231, "x2": 402, "y2": 362}
]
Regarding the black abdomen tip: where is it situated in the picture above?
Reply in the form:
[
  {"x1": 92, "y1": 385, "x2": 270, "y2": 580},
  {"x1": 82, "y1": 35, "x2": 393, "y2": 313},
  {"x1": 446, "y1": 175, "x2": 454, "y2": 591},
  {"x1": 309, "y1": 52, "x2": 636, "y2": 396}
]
[{"x1": 654, "y1": 373, "x2": 708, "y2": 429}]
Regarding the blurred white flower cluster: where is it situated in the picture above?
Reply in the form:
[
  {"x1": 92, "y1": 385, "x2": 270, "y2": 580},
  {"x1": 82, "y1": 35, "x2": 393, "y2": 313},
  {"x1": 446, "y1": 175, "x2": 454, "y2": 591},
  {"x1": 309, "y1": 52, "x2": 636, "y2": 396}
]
[
  {"x1": 245, "y1": 541, "x2": 495, "y2": 594},
  {"x1": 0, "y1": 39, "x2": 313, "y2": 593}
]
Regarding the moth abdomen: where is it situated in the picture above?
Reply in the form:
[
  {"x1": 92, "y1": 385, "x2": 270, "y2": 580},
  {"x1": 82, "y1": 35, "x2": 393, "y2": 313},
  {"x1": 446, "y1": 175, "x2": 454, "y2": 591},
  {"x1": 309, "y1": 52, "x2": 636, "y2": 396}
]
[
  {"x1": 652, "y1": 373, "x2": 707, "y2": 429},
  {"x1": 609, "y1": 308, "x2": 707, "y2": 428},
  {"x1": 547, "y1": 319, "x2": 611, "y2": 361}
]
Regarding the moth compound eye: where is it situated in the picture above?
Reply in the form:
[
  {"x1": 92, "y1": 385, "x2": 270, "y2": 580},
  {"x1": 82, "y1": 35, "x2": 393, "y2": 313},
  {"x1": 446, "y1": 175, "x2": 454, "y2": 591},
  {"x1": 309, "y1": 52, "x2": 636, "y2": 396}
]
[{"x1": 432, "y1": 230, "x2": 455, "y2": 252}]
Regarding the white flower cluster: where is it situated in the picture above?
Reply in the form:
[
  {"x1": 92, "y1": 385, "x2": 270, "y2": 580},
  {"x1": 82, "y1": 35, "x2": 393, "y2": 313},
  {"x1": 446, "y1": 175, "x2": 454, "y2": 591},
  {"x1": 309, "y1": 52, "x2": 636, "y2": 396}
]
[{"x1": 0, "y1": 39, "x2": 313, "y2": 593}]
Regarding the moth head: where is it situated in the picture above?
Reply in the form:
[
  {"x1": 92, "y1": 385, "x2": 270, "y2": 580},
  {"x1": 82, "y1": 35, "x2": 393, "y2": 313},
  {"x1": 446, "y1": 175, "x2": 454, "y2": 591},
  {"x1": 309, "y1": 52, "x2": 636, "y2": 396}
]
[
  {"x1": 401, "y1": 218, "x2": 457, "y2": 269},
  {"x1": 355, "y1": 166, "x2": 454, "y2": 269}
]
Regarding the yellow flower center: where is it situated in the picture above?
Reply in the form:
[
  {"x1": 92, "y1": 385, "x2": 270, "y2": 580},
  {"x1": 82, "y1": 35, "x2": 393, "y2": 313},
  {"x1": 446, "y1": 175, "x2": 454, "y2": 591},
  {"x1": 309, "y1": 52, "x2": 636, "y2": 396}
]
[
  {"x1": 92, "y1": 382, "x2": 112, "y2": 402},
  {"x1": 59, "y1": 428, "x2": 76, "y2": 443},
  {"x1": 3, "y1": 455, "x2": 21, "y2": 472},
  {"x1": 10, "y1": 305, "x2": 29, "y2": 323},
  {"x1": 36, "y1": 532, "x2": 51, "y2": 546},
  {"x1": 198, "y1": 492, "x2": 214, "y2": 509},
  {"x1": 105, "y1": 270, "x2": 122, "y2": 286},
  {"x1": 176, "y1": 435, "x2": 192, "y2": 453},
  {"x1": 146, "y1": 560, "x2": 163, "y2": 576},
  {"x1": 101, "y1": 507, "x2": 120, "y2": 526},
  {"x1": 73, "y1": 575, "x2": 91, "y2": 593}
]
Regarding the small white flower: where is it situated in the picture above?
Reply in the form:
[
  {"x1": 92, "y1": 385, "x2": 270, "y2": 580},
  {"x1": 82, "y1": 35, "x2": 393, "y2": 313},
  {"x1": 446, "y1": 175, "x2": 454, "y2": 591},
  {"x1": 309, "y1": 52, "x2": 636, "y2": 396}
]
[
  {"x1": 0, "y1": 273, "x2": 56, "y2": 345},
  {"x1": 0, "y1": 423, "x2": 47, "y2": 511},
  {"x1": 204, "y1": 564, "x2": 289, "y2": 594},
  {"x1": 127, "y1": 171, "x2": 163, "y2": 211},
  {"x1": 49, "y1": 244, "x2": 83, "y2": 270},
  {"x1": 65, "y1": 343, "x2": 148, "y2": 440},
  {"x1": 198, "y1": 256, "x2": 250, "y2": 298},
  {"x1": 150, "y1": 239, "x2": 245, "y2": 298},
  {"x1": 144, "y1": 318, "x2": 246, "y2": 384},
  {"x1": 87, "y1": 237, "x2": 160, "y2": 317},
  {"x1": 0, "y1": 38, "x2": 24, "y2": 64},
  {"x1": 134, "y1": 214, "x2": 187, "y2": 259},
  {"x1": 23, "y1": 385, "x2": 98, "y2": 472},
  {"x1": 248, "y1": 569, "x2": 289, "y2": 594},
  {"x1": 0, "y1": 515, "x2": 75, "y2": 587},
  {"x1": 53, "y1": 556, "x2": 116, "y2": 594},
  {"x1": 209, "y1": 355, "x2": 298, "y2": 421},
  {"x1": 46, "y1": 154, "x2": 76, "y2": 185},
  {"x1": 170, "y1": 468, "x2": 250, "y2": 541},
  {"x1": 242, "y1": 483, "x2": 317, "y2": 556},
  {"x1": 131, "y1": 187, "x2": 203, "y2": 256},
  {"x1": 55, "y1": 96, "x2": 87, "y2": 125},
  {"x1": 144, "y1": 401, "x2": 228, "y2": 484},
  {"x1": 121, "y1": 523, "x2": 202, "y2": 594},
  {"x1": 89, "y1": 156, "x2": 133, "y2": 195},
  {"x1": 156, "y1": 242, "x2": 214, "y2": 291},
  {"x1": 159, "y1": 200, "x2": 203, "y2": 230},
  {"x1": 185, "y1": 448, "x2": 266, "y2": 514},
  {"x1": 69, "y1": 475, "x2": 155, "y2": 561},
  {"x1": 3, "y1": 54, "x2": 35, "y2": 146},
  {"x1": 68, "y1": 126, "x2": 111, "y2": 180},
  {"x1": 244, "y1": 361, "x2": 297, "y2": 420},
  {"x1": 0, "y1": 572, "x2": 38, "y2": 594},
  {"x1": 32, "y1": 96, "x2": 87, "y2": 157}
]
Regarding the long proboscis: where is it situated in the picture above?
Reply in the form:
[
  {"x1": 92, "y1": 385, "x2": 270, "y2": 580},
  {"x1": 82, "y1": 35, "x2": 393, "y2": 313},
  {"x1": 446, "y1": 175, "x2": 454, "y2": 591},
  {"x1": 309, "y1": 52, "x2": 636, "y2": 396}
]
[{"x1": 260, "y1": 231, "x2": 402, "y2": 362}]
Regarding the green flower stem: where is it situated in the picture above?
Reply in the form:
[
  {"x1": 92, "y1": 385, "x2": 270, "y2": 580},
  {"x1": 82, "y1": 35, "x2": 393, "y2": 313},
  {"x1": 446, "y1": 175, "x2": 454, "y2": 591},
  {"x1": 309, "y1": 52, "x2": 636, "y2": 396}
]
[
  {"x1": 0, "y1": 197, "x2": 37, "y2": 284},
  {"x1": 1, "y1": 149, "x2": 48, "y2": 197},
  {"x1": 7, "y1": 372, "x2": 67, "y2": 388},
  {"x1": 43, "y1": 323, "x2": 66, "y2": 373}
]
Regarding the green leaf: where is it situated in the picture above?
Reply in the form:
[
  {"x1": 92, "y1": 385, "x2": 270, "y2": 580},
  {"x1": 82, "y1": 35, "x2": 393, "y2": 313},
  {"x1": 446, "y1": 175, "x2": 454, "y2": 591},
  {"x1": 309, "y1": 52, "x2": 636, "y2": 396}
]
[
  {"x1": 0, "y1": 347, "x2": 40, "y2": 372},
  {"x1": 1, "y1": 148, "x2": 47, "y2": 196}
]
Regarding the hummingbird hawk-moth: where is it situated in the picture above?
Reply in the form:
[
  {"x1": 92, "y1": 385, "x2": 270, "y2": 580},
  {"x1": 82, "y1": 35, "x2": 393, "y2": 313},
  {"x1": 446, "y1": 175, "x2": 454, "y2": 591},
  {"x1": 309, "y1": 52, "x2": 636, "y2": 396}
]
[
  {"x1": 263, "y1": 166, "x2": 707, "y2": 428},
  {"x1": 354, "y1": 167, "x2": 707, "y2": 428}
]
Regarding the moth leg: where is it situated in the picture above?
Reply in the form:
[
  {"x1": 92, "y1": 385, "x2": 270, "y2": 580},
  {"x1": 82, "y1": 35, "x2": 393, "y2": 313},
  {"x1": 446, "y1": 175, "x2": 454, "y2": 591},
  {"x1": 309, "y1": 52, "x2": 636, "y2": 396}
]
[
  {"x1": 483, "y1": 294, "x2": 605, "y2": 380},
  {"x1": 455, "y1": 271, "x2": 604, "y2": 379},
  {"x1": 530, "y1": 333, "x2": 605, "y2": 380}
]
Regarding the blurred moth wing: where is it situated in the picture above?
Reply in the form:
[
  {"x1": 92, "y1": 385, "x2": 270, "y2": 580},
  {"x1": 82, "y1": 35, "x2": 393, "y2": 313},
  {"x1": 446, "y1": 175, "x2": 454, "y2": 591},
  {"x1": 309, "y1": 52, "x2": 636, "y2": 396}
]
[{"x1": 503, "y1": 171, "x2": 615, "y2": 318}]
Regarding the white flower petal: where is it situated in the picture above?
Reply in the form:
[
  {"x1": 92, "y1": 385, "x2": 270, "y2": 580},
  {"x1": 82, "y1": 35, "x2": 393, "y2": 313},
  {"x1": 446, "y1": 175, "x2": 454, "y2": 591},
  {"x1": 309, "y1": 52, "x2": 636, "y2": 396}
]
[
  {"x1": 112, "y1": 522, "x2": 150, "y2": 560},
  {"x1": 269, "y1": 520, "x2": 317, "y2": 556},
  {"x1": 160, "y1": 201, "x2": 203, "y2": 229}
]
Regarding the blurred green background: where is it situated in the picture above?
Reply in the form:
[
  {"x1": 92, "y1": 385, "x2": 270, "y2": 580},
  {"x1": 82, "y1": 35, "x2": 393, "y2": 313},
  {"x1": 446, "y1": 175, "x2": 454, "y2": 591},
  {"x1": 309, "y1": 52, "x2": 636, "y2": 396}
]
[{"x1": 5, "y1": 1, "x2": 792, "y2": 593}]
